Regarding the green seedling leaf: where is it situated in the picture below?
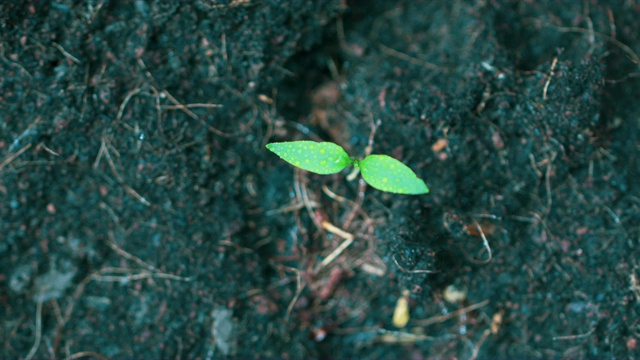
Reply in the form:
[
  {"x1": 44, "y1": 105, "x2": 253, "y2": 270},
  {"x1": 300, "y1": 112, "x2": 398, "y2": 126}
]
[
  {"x1": 266, "y1": 141, "x2": 353, "y2": 175},
  {"x1": 358, "y1": 155, "x2": 429, "y2": 195}
]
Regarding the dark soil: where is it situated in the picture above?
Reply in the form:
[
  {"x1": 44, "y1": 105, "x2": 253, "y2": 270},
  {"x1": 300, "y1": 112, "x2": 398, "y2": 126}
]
[{"x1": 2, "y1": 1, "x2": 639, "y2": 359}]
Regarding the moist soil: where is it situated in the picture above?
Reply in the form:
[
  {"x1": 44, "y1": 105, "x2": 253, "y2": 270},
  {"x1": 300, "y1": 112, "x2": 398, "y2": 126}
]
[{"x1": 2, "y1": 1, "x2": 640, "y2": 359}]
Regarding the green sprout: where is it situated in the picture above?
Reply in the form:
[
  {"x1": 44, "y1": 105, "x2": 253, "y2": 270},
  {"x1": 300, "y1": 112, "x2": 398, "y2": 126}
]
[{"x1": 266, "y1": 141, "x2": 428, "y2": 195}]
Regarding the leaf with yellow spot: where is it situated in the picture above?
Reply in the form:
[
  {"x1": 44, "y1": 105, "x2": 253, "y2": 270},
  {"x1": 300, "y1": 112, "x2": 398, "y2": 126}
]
[
  {"x1": 266, "y1": 141, "x2": 353, "y2": 175},
  {"x1": 358, "y1": 155, "x2": 428, "y2": 195}
]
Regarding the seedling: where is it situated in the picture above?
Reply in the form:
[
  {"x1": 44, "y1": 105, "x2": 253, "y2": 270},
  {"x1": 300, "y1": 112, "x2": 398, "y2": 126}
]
[{"x1": 266, "y1": 141, "x2": 428, "y2": 195}]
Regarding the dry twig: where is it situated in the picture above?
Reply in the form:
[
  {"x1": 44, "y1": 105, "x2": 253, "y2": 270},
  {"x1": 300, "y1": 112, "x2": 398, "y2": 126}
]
[
  {"x1": 0, "y1": 143, "x2": 31, "y2": 173},
  {"x1": 319, "y1": 221, "x2": 355, "y2": 269}
]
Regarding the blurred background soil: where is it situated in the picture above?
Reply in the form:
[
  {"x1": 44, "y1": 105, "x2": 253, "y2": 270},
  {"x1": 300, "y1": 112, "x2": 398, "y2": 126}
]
[{"x1": 1, "y1": 0, "x2": 639, "y2": 358}]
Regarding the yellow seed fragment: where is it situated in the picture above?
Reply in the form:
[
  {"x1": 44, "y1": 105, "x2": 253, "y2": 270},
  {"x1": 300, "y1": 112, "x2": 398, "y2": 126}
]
[{"x1": 392, "y1": 290, "x2": 410, "y2": 328}]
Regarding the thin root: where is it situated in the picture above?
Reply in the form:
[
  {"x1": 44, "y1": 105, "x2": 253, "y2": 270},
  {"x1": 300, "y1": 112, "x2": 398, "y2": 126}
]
[
  {"x1": 24, "y1": 299, "x2": 43, "y2": 360},
  {"x1": 465, "y1": 222, "x2": 493, "y2": 265}
]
